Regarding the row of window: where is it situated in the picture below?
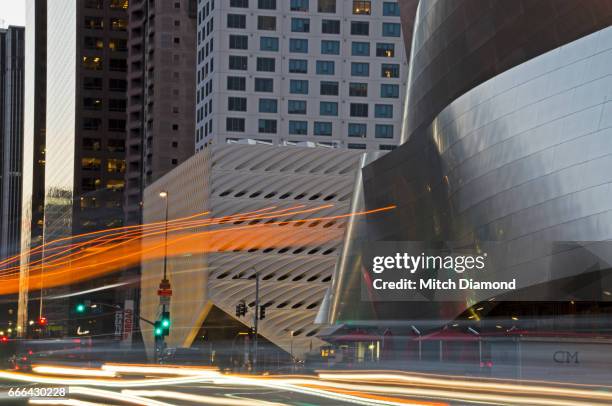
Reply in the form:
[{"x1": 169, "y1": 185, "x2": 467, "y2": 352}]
[
  {"x1": 82, "y1": 56, "x2": 127, "y2": 72},
  {"x1": 84, "y1": 16, "x2": 127, "y2": 31},
  {"x1": 226, "y1": 118, "x2": 394, "y2": 138},
  {"x1": 83, "y1": 118, "x2": 126, "y2": 132},
  {"x1": 227, "y1": 14, "x2": 401, "y2": 37},
  {"x1": 228, "y1": 97, "x2": 394, "y2": 118},
  {"x1": 226, "y1": 76, "x2": 401, "y2": 98},
  {"x1": 84, "y1": 37, "x2": 127, "y2": 52},
  {"x1": 82, "y1": 158, "x2": 126, "y2": 173},
  {"x1": 228, "y1": 55, "x2": 400, "y2": 79},
  {"x1": 83, "y1": 97, "x2": 127, "y2": 112},
  {"x1": 83, "y1": 77, "x2": 127, "y2": 92},
  {"x1": 84, "y1": 0, "x2": 128, "y2": 9},
  {"x1": 230, "y1": 0, "x2": 400, "y2": 17},
  {"x1": 230, "y1": 35, "x2": 399, "y2": 58}
]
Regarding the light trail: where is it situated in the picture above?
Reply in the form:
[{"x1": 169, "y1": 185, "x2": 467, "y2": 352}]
[
  {"x1": 0, "y1": 205, "x2": 395, "y2": 294},
  {"x1": 29, "y1": 399, "x2": 106, "y2": 406},
  {"x1": 69, "y1": 387, "x2": 171, "y2": 406},
  {"x1": 122, "y1": 389, "x2": 288, "y2": 406},
  {"x1": 32, "y1": 366, "x2": 117, "y2": 378}
]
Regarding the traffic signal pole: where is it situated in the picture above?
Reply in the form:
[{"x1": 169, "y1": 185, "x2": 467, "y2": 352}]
[{"x1": 253, "y1": 271, "x2": 260, "y2": 372}]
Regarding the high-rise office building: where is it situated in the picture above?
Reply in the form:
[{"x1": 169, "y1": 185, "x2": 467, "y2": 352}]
[
  {"x1": 124, "y1": 0, "x2": 197, "y2": 226},
  {"x1": 17, "y1": 0, "x2": 47, "y2": 335},
  {"x1": 18, "y1": 0, "x2": 129, "y2": 336},
  {"x1": 194, "y1": 0, "x2": 408, "y2": 151},
  {"x1": 0, "y1": 26, "x2": 25, "y2": 261}
]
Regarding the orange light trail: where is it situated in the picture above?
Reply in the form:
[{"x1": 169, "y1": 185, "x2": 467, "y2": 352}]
[{"x1": 0, "y1": 205, "x2": 396, "y2": 294}]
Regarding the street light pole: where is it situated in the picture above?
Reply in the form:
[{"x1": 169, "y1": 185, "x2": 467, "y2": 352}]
[
  {"x1": 157, "y1": 191, "x2": 170, "y2": 363},
  {"x1": 160, "y1": 191, "x2": 169, "y2": 282}
]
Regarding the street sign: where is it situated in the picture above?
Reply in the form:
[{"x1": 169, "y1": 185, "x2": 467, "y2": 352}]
[
  {"x1": 159, "y1": 296, "x2": 170, "y2": 306},
  {"x1": 157, "y1": 288, "x2": 173, "y2": 297}
]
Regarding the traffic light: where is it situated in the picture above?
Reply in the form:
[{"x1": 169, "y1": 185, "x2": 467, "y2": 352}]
[
  {"x1": 75, "y1": 303, "x2": 86, "y2": 313},
  {"x1": 154, "y1": 321, "x2": 163, "y2": 337},
  {"x1": 235, "y1": 301, "x2": 247, "y2": 317},
  {"x1": 160, "y1": 312, "x2": 171, "y2": 337},
  {"x1": 38, "y1": 316, "x2": 47, "y2": 326},
  {"x1": 248, "y1": 326, "x2": 256, "y2": 339},
  {"x1": 259, "y1": 305, "x2": 266, "y2": 320},
  {"x1": 0, "y1": 336, "x2": 8, "y2": 343}
]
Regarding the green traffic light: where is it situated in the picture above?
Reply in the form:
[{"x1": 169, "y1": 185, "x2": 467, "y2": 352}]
[
  {"x1": 76, "y1": 304, "x2": 86, "y2": 313},
  {"x1": 154, "y1": 328, "x2": 163, "y2": 336},
  {"x1": 161, "y1": 319, "x2": 170, "y2": 328}
]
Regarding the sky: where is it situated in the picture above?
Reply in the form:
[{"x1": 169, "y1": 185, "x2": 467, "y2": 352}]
[{"x1": 0, "y1": 0, "x2": 26, "y2": 28}]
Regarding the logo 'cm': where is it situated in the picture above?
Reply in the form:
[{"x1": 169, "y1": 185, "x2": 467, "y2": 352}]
[{"x1": 553, "y1": 351, "x2": 579, "y2": 364}]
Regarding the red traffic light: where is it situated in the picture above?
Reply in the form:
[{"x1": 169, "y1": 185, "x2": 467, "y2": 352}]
[
  {"x1": 1, "y1": 336, "x2": 8, "y2": 343},
  {"x1": 38, "y1": 316, "x2": 48, "y2": 326}
]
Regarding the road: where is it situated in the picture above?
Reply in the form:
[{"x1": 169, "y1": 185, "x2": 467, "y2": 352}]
[{"x1": 1, "y1": 364, "x2": 612, "y2": 405}]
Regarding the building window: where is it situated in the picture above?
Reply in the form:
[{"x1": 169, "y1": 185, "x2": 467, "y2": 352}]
[
  {"x1": 290, "y1": 80, "x2": 309, "y2": 94},
  {"x1": 82, "y1": 56, "x2": 103, "y2": 70},
  {"x1": 230, "y1": 0, "x2": 249, "y2": 7},
  {"x1": 109, "y1": 99, "x2": 126, "y2": 112},
  {"x1": 108, "y1": 119, "x2": 126, "y2": 132},
  {"x1": 259, "y1": 98, "x2": 278, "y2": 113},
  {"x1": 353, "y1": 0, "x2": 371, "y2": 14},
  {"x1": 375, "y1": 104, "x2": 393, "y2": 118},
  {"x1": 320, "y1": 81, "x2": 339, "y2": 96},
  {"x1": 227, "y1": 76, "x2": 246, "y2": 91},
  {"x1": 290, "y1": 0, "x2": 309, "y2": 11},
  {"x1": 381, "y1": 63, "x2": 399, "y2": 78},
  {"x1": 375, "y1": 124, "x2": 393, "y2": 138},
  {"x1": 84, "y1": 36, "x2": 104, "y2": 50},
  {"x1": 351, "y1": 21, "x2": 369, "y2": 35},
  {"x1": 226, "y1": 117, "x2": 246, "y2": 132},
  {"x1": 107, "y1": 159, "x2": 126, "y2": 173},
  {"x1": 316, "y1": 60, "x2": 335, "y2": 75},
  {"x1": 289, "y1": 120, "x2": 308, "y2": 135},
  {"x1": 83, "y1": 138, "x2": 101, "y2": 151},
  {"x1": 229, "y1": 55, "x2": 248, "y2": 70},
  {"x1": 318, "y1": 0, "x2": 336, "y2": 13},
  {"x1": 288, "y1": 100, "x2": 307, "y2": 114},
  {"x1": 348, "y1": 143, "x2": 366, "y2": 149},
  {"x1": 383, "y1": 2, "x2": 400, "y2": 16},
  {"x1": 258, "y1": 16, "x2": 276, "y2": 30},
  {"x1": 350, "y1": 103, "x2": 368, "y2": 117},
  {"x1": 289, "y1": 38, "x2": 308, "y2": 53},
  {"x1": 289, "y1": 59, "x2": 308, "y2": 74},
  {"x1": 258, "y1": 119, "x2": 277, "y2": 133},
  {"x1": 255, "y1": 78, "x2": 274, "y2": 92},
  {"x1": 110, "y1": 18, "x2": 128, "y2": 31},
  {"x1": 321, "y1": 19, "x2": 340, "y2": 34},
  {"x1": 84, "y1": 16, "x2": 104, "y2": 29},
  {"x1": 83, "y1": 118, "x2": 101, "y2": 130},
  {"x1": 109, "y1": 79, "x2": 126, "y2": 92},
  {"x1": 84, "y1": 77, "x2": 103, "y2": 90},
  {"x1": 109, "y1": 39, "x2": 127, "y2": 52},
  {"x1": 228, "y1": 97, "x2": 248, "y2": 111},
  {"x1": 314, "y1": 122, "x2": 332, "y2": 136},
  {"x1": 108, "y1": 139, "x2": 125, "y2": 152},
  {"x1": 382, "y1": 22, "x2": 401, "y2": 37},
  {"x1": 348, "y1": 123, "x2": 367, "y2": 137},
  {"x1": 351, "y1": 62, "x2": 369, "y2": 76},
  {"x1": 291, "y1": 18, "x2": 310, "y2": 32},
  {"x1": 380, "y1": 83, "x2": 400, "y2": 98},
  {"x1": 82, "y1": 157, "x2": 102, "y2": 171},
  {"x1": 321, "y1": 40, "x2": 340, "y2": 55},
  {"x1": 320, "y1": 101, "x2": 338, "y2": 116},
  {"x1": 258, "y1": 0, "x2": 276, "y2": 9},
  {"x1": 380, "y1": 144, "x2": 396, "y2": 150},
  {"x1": 257, "y1": 57, "x2": 276, "y2": 72},
  {"x1": 109, "y1": 59, "x2": 127, "y2": 72},
  {"x1": 260, "y1": 37, "x2": 279, "y2": 51},
  {"x1": 229, "y1": 34, "x2": 248, "y2": 49},
  {"x1": 85, "y1": 0, "x2": 103, "y2": 9},
  {"x1": 349, "y1": 82, "x2": 368, "y2": 97},
  {"x1": 376, "y1": 43, "x2": 395, "y2": 57},
  {"x1": 227, "y1": 14, "x2": 246, "y2": 28},
  {"x1": 351, "y1": 41, "x2": 370, "y2": 56}
]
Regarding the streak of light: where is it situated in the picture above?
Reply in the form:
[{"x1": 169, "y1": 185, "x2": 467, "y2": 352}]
[
  {"x1": 101, "y1": 364, "x2": 218, "y2": 376},
  {"x1": 29, "y1": 399, "x2": 107, "y2": 406},
  {"x1": 68, "y1": 387, "x2": 172, "y2": 406},
  {"x1": 32, "y1": 366, "x2": 117, "y2": 378},
  {"x1": 316, "y1": 372, "x2": 612, "y2": 402},
  {"x1": 46, "y1": 282, "x2": 129, "y2": 299},
  {"x1": 122, "y1": 389, "x2": 288, "y2": 406},
  {"x1": 0, "y1": 205, "x2": 395, "y2": 294}
]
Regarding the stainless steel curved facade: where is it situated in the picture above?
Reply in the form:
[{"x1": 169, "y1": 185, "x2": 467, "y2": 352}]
[
  {"x1": 400, "y1": 0, "x2": 612, "y2": 143},
  {"x1": 329, "y1": 20, "x2": 612, "y2": 324}
]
